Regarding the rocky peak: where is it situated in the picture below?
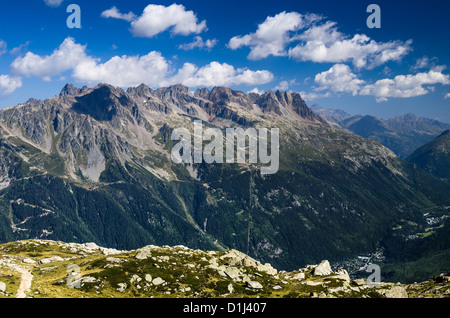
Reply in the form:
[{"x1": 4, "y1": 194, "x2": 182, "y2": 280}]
[
  {"x1": 208, "y1": 87, "x2": 246, "y2": 105},
  {"x1": 155, "y1": 84, "x2": 190, "y2": 100},
  {"x1": 256, "y1": 90, "x2": 285, "y2": 115},
  {"x1": 71, "y1": 84, "x2": 133, "y2": 121},
  {"x1": 194, "y1": 87, "x2": 210, "y2": 99},
  {"x1": 127, "y1": 83, "x2": 153, "y2": 98},
  {"x1": 290, "y1": 93, "x2": 324, "y2": 122},
  {"x1": 59, "y1": 83, "x2": 82, "y2": 98}
]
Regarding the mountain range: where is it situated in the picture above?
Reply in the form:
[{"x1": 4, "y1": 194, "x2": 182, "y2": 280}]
[
  {"x1": 0, "y1": 84, "x2": 449, "y2": 283},
  {"x1": 311, "y1": 104, "x2": 450, "y2": 159}
]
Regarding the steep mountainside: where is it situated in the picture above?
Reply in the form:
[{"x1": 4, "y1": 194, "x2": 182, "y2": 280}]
[
  {"x1": 0, "y1": 83, "x2": 449, "y2": 281},
  {"x1": 407, "y1": 130, "x2": 450, "y2": 182}
]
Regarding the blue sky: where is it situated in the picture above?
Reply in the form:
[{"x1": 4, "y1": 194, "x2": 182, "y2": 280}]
[{"x1": 0, "y1": 0, "x2": 449, "y2": 122}]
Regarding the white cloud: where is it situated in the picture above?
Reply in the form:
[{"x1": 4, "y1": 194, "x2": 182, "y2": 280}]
[
  {"x1": 274, "y1": 81, "x2": 289, "y2": 91},
  {"x1": 229, "y1": 11, "x2": 412, "y2": 69},
  {"x1": 123, "y1": 4, "x2": 207, "y2": 38},
  {"x1": 44, "y1": 0, "x2": 64, "y2": 7},
  {"x1": 179, "y1": 36, "x2": 217, "y2": 51},
  {"x1": 11, "y1": 37, "x2": 92, "y2": 81},
  {"x1": 308, "y1": 64, "x2": 450, "y2": 102},
  {"x1": 166, "y1": 62, "x2": 273, "y2": 87},
  {"x1": 288, "y1": 23, "x2": 412, "y2": 69},
  {"x1": 9, "y1": 37, "x2": 273, "y2": 89},
  {"x1": 248, "y1": 87, "x2": 264, "y2": 95},
  {"x1": 444, "y1": 93, "x2": 450, "y2": 99},
  {"x1": 360, "y1": 70, "x2": 450, "y2": 101},
  {"x1": 0, "y1": 75, "x2": 22, "y2": 97},
  {"x1": 101, "y1": 6, "x2": 136, "y2": 22},
  {"x1": 314, "y1": 64, "x2": 365, "y2": 95},
  {"x1": 297, "y1": 91, "x2": 330, "y2": 101},
  {"x1": 228, "y1": 12, "x2": 321, "y2": 60},
  {"x1": 73, "y1": 52, "x2": 170, "y2": 87}
]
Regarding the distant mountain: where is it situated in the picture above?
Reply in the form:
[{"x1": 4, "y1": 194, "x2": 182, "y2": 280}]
[
  {"x1": 407, "y1": 130, "x2": 450, "y2": 182},
  {"x1": 309, "y1": 104, "x2": 352, "y2": 127},
  {"x1": 339, "y1": 113, "x2": 450, "y2": 159},
  {"x1": 0, "y1": 83, "x2": 449, "y2": 281}
]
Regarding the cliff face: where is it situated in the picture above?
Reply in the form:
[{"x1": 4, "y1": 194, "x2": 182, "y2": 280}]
[{"x1": 0, "y1": 239, "x2": 448, "y2": 298}]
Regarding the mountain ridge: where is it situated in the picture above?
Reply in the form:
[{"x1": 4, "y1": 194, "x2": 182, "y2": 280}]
[{"x1": 0, "y1": 83, "x2": 449, "y2": 282}]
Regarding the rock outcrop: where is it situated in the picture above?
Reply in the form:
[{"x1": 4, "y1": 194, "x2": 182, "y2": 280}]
[{"x1": 0, "y1": 240, "x2": 449, "y2": 299}]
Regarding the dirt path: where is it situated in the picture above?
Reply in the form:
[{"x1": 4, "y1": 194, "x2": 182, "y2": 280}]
[
  {"x1": 15, "y1": 266, "x2": 33, "y2": 298},
  {"x1": 5, "y1": 262, "x2": 34, "y2": 298}
]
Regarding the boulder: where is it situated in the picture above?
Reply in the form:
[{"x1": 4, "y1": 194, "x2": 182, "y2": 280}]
[
  {"x1": 331, "y1": 269, "x2": 351, "y2": 283},
  {"x1": 152, "y1": 277, "x2": 165, "y2": 286},
  {"x1": 380, "y1": 286, "x2": 408, "y2": 298},
  {"x1": 224, "y1": 267, "x2": 241, "y2": 281},
  {"x1": 22, "y1": 258, "x2": 36, "y2": 264},
  {"x1": 313, "y1": 260, "x2": 333, "y2": 276},
  {"x1": 117, "y1": 283, "x2": 127, "y2": 292},
  {"x1": 292, "y1": 272, "x2": 305, "y2": 280},
  {"x1": 0, "y1": 282, "x2": 6, "y2": 292},
  {"x1": 246, "y1": 281, "x2": 263, "y2": 289},
  {"x1": 135, "y1": 246, "x2": 156, "y2": 260}
]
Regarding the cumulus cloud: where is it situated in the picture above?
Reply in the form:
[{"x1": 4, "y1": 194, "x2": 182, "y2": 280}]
[
  {"x1": 360, "y1": 69, "x2": 450, "y2": 102},
  {"x1": 179, "y1": 36, "x2": 217, "y2": 51},
  {"x1": 288, "y1": 22, "x2": 412, "y2": 69},
  {"x1": 101, "y1": 6, "x2": 136, "y2": 22},
  {"x1": 229, "y1": 11, "x2": 412, "y2": 69},
  {"x1": 73, "y1": 52, "x2": 170, "y2": 87},
  {"x1": 228, "y1": 12, "x2": 321, "y2": 60},
  {"x1": 165, "y1": 62, "x2": 273, "y2": 87},
  {"x1": 0, "y1": 75, "x2": 22, "y2": 97},
  {"x1": 445, "y1": 93, "x2": 450, "y2": 99},
  {"x1": 103, "y1": 4, "x2": 207, "y2": 38},
  {"x1": 11, "y1": 37, "x2": 92, "y2": 81},
  {"x1": 9, "y1": 37, "x2": 273, "y2": 89},
  {"x1": 44, "y1": 0, "x2": 64, "y2": 7},
  {"x1": 307, "y1": 64, "x2": 450, "y2": 102},
  {"x1": 314, "y1": 64, "x2": 365, "y2": 95}
]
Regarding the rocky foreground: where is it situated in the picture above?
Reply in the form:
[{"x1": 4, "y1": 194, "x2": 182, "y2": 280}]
[{"x1": 0, "y1": 240, "x2": 448, "y2": 298}]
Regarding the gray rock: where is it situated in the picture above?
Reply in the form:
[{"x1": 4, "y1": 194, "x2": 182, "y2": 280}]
[
  {"x1": 313, "y1": 260, "x2": 333, "y2": 276},
  {"x1": 22, "y1": 258, "x2": 36, "y2": 264},
  {"x1": 117, "y1": 283, "x2": 127, "y2": 292},
  {"x1": 380, "y1": 286, "x2": 408, "y2": 298},
  {"x1": 130, "y1": 275, "x2": 142, "y2": 284},
  {"x1": 152, "y1": 277, "x2": 165, "y2": 286},
  {"x1": 224, "y1": 267, "x2": 241, "y2": 281},
  {"x1": 292, "y1": 272, "x2": 305, "y2": 280},
  {"x1": 246, "y1": 281, "x2": 263, "y2": 289},
  {"x1": 0, "y1": 282, "x2": 6, "y2": 292}
]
